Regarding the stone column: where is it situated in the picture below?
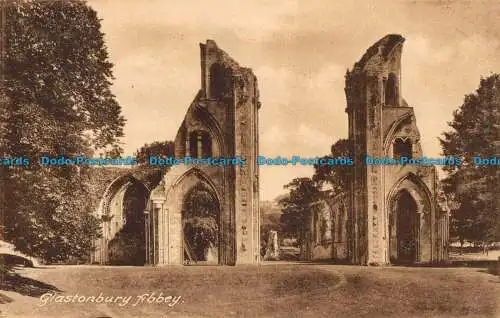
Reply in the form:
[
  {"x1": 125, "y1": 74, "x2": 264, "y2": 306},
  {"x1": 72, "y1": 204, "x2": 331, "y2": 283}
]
[
  {"x1": 144, "y1": 210, "x2": 150, "y2": 265},
  {"x1": 416, "y1": 211, "x2": 423, "y2": 263},
  {"x1": 197, "y1": 134, "x2": 203, "y2": 158},
  {"x1": 169, "y1": 199, "x2": 183, "y2": 265},
  {"x1": 185, "y1": 134, "x2": 190, "y2": 157},
  {"x1": 264, "y1": 230, "x2": 280, "y2": 260},
  {"x1": 164, "y1": 208, "x2": 169, "y2": 264},
  {"x1": 152, "y1": 200, "x2": 165, "y2": 265},
  {"x1": 157, "y1": 202, "x2": 164, "y2": 264},
  {"x1": 152, "y1": 208, "x2": 156, "y2": 264}
]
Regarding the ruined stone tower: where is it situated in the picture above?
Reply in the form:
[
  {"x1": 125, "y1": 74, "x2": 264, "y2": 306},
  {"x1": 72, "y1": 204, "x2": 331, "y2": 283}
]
[
  {"x1": 93, "y1": 40, "x2": 261, "y2": 266},
  {"x1": 345, "y1": 34, "x2": 449, "y2": 265},
  {"x1": 145, "y1": 40, "x2": 261, "y2": 265}
]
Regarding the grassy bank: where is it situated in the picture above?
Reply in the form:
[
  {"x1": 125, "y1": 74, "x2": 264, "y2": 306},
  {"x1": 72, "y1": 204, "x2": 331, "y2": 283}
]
[{"x1": 0, "y1": 264, "x2": 498, "y2": 318}]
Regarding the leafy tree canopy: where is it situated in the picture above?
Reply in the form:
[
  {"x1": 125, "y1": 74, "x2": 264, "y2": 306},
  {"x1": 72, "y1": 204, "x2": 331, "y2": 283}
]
[
  {"x1": 279, "y1": 177, "x2": 322, "y2": 244},
  {"x1": 440, "y1": 74, "x2": 500, "y2": 243},
  {"x1": 135, "y1": 140, "x2": 175, "y2": 165},
  {"x1": 1, "y1": 0, "x2": 125, "y2": 262},
  {"x1": 182, "y1": 185, "x2": 219, "y2": 261},
  {"x1": 312, "y1": 138, "x2": 352, "y2": 195}
]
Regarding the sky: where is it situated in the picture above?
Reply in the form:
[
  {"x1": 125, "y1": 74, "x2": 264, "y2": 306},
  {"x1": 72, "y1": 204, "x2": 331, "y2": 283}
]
[{"x1": 88, "y1": 0, "x2": 500, "y2": 200}]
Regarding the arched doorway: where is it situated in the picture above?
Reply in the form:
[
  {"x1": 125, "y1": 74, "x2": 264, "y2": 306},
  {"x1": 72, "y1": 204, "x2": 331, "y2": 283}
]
[
  {"x1": 389, "y1": 190, "x2": 419, "y2": 264},
  {"x1": 181, "y1": 183, "x2": 220, "y2": 265},
  {"x1": 93, "y1": 175, "x2": 150, "y2": 265},
  {"x1": 107, "y1": 180, "x2": 148, "y2": 265}
]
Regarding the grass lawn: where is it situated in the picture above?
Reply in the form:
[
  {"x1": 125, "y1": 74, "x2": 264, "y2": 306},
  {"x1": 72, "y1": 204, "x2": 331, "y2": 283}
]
[
  {"x1": 0, "y1": 264, "x2": 499, "y2": 318},
  {"x1": 450, "y1": 250, "x2": 500, "y2": 261}
]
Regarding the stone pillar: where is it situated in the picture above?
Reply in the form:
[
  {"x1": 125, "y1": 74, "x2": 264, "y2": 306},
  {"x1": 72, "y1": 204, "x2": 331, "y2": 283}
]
[
  {"x1": 164, "y1": 208, "x2": 169, "y2": 264},
  {"x1": 416, "y1": 211, "x2": 423, "y2": 263},
  {"x1": 170, "y1": 199, "x2": 183, "y2": 265},
  {"x1": 366, "y1": 76, "x2": 384, "y2": 265},
  {"x1": 185, "y1": 134, "x2": 190, "y2": 157},
  {"x1": 197, "y1": 134, "x2": 202, "y2": 158},
  {"x1": 152, "y1": 207, "x2": 156, "y2": 264},
  {"x1": 100, "y1": 214, "x2": 112, "y2": 265},
  {"x1": 445, "y1": 212, "x2": 450, "y2": 260},
  {"x1": 152, "y1": 200, "x2": 165, "y2": 265},
  {"x1": 156, "y1": 202, "x2": 164, "y2": 264},
  {"x1": 144, "y1": 210, "x2": 150, "y2": 265},
  {"x1": 264, "y1": 230, "x2": 280, "y2": 260}
]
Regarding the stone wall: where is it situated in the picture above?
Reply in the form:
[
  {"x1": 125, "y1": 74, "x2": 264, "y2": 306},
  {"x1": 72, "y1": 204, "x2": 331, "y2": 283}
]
[
  {"x1": 145, "y1": 40, "x2": 261, "y2": 266},
  {"x1": 344, "y1": 34, "x2": 448, "y2": 265},
  {"x1": 302, "y1": 195, "x2": 350, "y2": 262}
]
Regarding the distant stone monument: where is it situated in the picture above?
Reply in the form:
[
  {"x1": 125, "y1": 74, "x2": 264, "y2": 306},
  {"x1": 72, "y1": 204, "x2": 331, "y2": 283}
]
[{"x1": 264, "y1": 230, "x2": 280, "y2": 261}]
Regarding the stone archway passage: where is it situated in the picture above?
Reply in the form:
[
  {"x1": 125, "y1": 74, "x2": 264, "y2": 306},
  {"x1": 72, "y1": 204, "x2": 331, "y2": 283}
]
[
  {"x1": 107, "y1": 182, "x2": 148, "y2": 265},
  {"x1": 92, "y1": 174, "x2": 150, "y2": 265},
  {"x1": 389, "y1": 190, "x2": 419, "y2": 264},
  {"x1": 181, "y1": 183, "x2": 220, "y2": 265}
]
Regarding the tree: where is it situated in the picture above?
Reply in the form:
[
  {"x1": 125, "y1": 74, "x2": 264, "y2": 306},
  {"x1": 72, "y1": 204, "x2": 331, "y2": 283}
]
[
  {"x1": 135, "y1": 140, "x2": 175, "y2": 165},
  {"x1": 108, "y1": 185, "x2": 147, "y2": 265},
  {"x1": 312, "y1": 138, "x2": 352, "y2": 195},
  {"x1": 279, "y1": 177, "x2": 322, "y2": 245},
  {"x1": 182, "y1": 185, "x2": 219, "y2": 262},
  {"x1": 450, "y1": 193, "x2": 483, "y2": 250},
  {"x1": 440, "y1": 74, "x2": 500, "y2": 245},
  {"x1": 2, "y1": 0, "x2": 125, "y2": 262}
]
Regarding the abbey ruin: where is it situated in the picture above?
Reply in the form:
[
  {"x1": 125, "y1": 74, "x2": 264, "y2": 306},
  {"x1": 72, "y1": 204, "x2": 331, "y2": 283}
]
[
  {"x1": 91, "y1": 35, "x2": 449, "y2": 267},
  {"x1": 302, "y1": 35, "x2": 450, "y2": 265},
  {"x1": 91, "y1": 40, "x2": 261, "y2": 265}
]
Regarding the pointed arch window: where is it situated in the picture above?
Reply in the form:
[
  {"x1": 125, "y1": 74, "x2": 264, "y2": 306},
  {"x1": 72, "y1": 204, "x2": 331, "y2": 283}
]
[
  {"x1": 385, "y1": 72, "x2": 399, "y2": 106},
  {"x1": 209, "y1": 63, "x2": 232, "y2": 99},
  {"x1": 189, "y1": 131, "x2": 212, "y2": 158},
  {"x1": 393, "y1": 137, "x2": 412, "y2": 160},
  {"x1": 201, "y1": 132, "x2": 212, "y2": 157}
]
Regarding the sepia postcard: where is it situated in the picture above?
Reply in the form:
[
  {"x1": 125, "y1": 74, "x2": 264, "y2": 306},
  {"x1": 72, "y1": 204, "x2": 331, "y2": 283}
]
[{"x1": 0, "y1": 0, "x2": 499, "y2": 317}]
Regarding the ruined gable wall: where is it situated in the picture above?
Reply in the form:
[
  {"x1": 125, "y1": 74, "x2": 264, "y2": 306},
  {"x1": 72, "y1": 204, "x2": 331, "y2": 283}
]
[{"x1": 347, "y1": 35, "x2": 406, "y2": 265}]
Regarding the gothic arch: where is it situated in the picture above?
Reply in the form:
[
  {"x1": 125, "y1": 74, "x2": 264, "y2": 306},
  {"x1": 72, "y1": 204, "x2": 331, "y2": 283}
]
[
  {"x1": 181, "y1": 181, "x2": 221, "y2": 264},
  {"x1": 97, "y1": 174, "x2": 150, "y2": 217},
  {"x1": 386, "y1": 173, "x2": 434, "y2": 263},
  {"x1": 168, "y1": 167, "x2": 223, "y2": 205},
  {"x1": 209, "y1": 62, "x2": 232, "y2": 98},
  {"x1": 385, "y1": 72, "x2": 399, "y2": 106},
  {"x1": 92, "y1": 174, "x2": 150, "y2": 265},
  {"x1": 388, "y1": 189, "x2": 419, "y2": 263},
  {"x1": 383, "y1": 112, "x2": 413, "y2": 156},
  {"x1": 387, "y1": 172, "x2": 434, "y2": 214},
  {"x1": 179, "y1": 91, "x2": 226, "y2": 158},
  {"x1": 188, "y1": 130, "x2": 213, "y2": 158},
  {"x1": 192, "y1": 105, "x2": 226, "y2": 157},
  {"x1": 150, "y1": 166, "x2": 224, "y2": 265}
]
